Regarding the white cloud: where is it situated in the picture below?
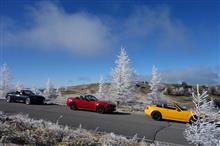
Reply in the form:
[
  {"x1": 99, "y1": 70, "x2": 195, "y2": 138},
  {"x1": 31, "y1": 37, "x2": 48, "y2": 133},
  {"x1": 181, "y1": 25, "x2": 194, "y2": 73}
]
[
  {"x1": 123, "y1": 6, "x2": 191, "y2": 50},
  {"x1": 3, "y1": 1, "x2": 112, "y2": 56},
  {"x1": 2, "y1": 2, "x2": 192, "y2": 56}
]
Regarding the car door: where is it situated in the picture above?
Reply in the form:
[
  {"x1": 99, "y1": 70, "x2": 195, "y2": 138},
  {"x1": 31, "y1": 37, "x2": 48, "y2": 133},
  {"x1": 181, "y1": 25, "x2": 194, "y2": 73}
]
[
  {"x1": 174, "y1": 109, "x2": 191, "y2": 122},
  {"x1": 164, "y1": 104, "x2": 183, "y2": 121},
  {"x1": 76, "y1": 96, "x2": 88, "y2": 109},
  {"x1": 165, "y1": 104, "x2": 189, "y2": 121},
  {"x1": 14, "y1": 91, "x2": 22, "y2": 101},
  {"x1": 84, "y1": 95, "x2": 96, "y2": 110},
  {"x1": 81, "y1": 95, "x2": 93, "y2": 110},
  {"x1": 20, "y1": 91, "x2": 28, "y2": 101},
  {"x1": 176, "y1": 110, "x2": 191, "y2": 122}
]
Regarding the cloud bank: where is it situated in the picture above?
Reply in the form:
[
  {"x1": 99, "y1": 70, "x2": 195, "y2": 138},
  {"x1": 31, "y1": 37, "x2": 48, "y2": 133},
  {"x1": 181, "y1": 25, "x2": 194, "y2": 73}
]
[
  {"x1": 2, "y1": 2, "x2": 112, "y2": 56},
  {"x1": 137, "y1": 65, "x2": 220, "y2": 85},
  {"x1": 123, "y1": 6, "x2": 190, "y2": 49},
  {"x1": 162, "y1": 65, "x2": 220, "y2": 85},
  {"x1": 2, "y1": 1, "x2": 191, "y2": 56}
]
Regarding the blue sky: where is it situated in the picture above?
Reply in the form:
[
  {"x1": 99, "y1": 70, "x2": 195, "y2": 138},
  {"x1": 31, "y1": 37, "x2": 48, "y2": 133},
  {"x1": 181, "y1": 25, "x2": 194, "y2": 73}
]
[{"x1": 0, "y1": 0, "x2": 219, "y2": 87}]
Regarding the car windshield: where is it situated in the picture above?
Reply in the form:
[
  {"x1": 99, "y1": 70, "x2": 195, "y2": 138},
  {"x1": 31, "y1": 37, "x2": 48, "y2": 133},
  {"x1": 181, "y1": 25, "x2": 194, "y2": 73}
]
[
  {"x1": 154, "y1": 101, "x2": 188, "y2": 111},
  {"x1": 85, "y1": 95, "x2": 98, "y2": 101},
  {"x1": 176, "y1": 104, "x2": 188, "y2": 111},
  {"x1": 23, "y1": 90, "x2": 35, "y2": 95},
  {"x1": 154, "y1": 100, "x2": 168, "y2": 107}
]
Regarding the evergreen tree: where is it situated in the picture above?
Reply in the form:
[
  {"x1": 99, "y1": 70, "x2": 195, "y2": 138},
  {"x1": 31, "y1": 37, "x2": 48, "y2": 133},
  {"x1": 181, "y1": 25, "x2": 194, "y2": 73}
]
[
  {"x1": 97, "y1": 75, "x2": 104, "y2": 99},
  {"x1": 44, "y1": 78, "x2": 57, "y2": 99},
  {"x1": 148, "y1": 66, "x2": 162, "y2": 102},
  {"x1": 110, "y1": 47, "x2": 135, "y2": 104},
  {"x1": 184, "y1": 85, "x2": 220, "y2": 146},
  {"x1": 0, "y1": 64, "x2": 12, "y2": 98}
]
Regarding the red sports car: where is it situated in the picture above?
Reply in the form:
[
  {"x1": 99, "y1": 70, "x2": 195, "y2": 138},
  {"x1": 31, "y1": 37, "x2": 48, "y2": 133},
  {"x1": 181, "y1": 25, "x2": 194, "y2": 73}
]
[{"x1": 66, "y1": 95, "x2": 116, "y2": 113}]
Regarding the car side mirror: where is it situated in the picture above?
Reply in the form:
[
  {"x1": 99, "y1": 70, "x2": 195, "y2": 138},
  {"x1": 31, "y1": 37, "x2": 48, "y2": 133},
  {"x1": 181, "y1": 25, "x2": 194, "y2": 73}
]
[{"x1": 176, "y1": 108, "x2": 181, "y2": 112}]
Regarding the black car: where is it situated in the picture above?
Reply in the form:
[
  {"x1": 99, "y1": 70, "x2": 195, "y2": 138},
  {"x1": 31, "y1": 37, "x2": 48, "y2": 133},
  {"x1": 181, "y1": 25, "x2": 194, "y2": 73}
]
[{"x1": 6, "y1": 90, "x2": 45, "y2": 105}]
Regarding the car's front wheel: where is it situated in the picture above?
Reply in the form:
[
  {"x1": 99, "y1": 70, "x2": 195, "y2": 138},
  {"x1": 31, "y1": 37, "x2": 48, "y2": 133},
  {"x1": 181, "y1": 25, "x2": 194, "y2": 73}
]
[
  {"x1": 25, "y1": 98, "x2": 31, "y2": 105},
  {"x1": 69, "y1": 102, "x2": 77, "y2": 110},
  {"x1": 96, "y1": 106, "x2": 105, "y2": 114},
  {"x1": 6, "y1": 96, "x2": 11, "y2": 103},
  {"x1": 151, "y1": 111, "x2": 162, "y2": 121}
]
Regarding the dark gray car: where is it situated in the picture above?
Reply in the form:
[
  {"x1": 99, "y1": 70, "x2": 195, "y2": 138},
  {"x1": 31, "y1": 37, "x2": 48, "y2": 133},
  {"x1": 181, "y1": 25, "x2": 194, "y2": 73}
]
[{"x1": 6, "y1": 90, "x2": 45, "y2": 105}]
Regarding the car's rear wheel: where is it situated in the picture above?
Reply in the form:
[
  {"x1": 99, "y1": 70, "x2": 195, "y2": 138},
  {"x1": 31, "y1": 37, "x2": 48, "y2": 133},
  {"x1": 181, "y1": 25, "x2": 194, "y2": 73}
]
[
  {"x1": 25, "y1": 98, "x2": 31, "y2": 105},
  {"x1": 96, "y1": 106, "x2": 105, "y2": 114},
  {"x1": 6, "y1": 96, "x2": 11, "y2": 103},
  {"x1": 41, "y1": 99, "x2": 45, "y2": 105},
  {"x1": 70, "y1": 102, "x2": 77, "y2": 110},
  {"x1": 151, "y1": 111, "x2": 162, "y2": 121}
]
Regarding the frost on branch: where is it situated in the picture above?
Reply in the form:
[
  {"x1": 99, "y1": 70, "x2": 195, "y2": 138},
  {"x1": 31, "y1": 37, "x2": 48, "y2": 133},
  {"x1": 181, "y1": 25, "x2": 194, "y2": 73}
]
[
  {"x1": 109, "y1": 47, "x2": 136, "y2": 105},
  {"x1": 44, "y1": 80, "x2": 66, "y2": 105},
  {"x1": 148, "y1": 66, "x2": 162, "y2": 103},
  {"x1": 43, "y1": 79, "x2": 59, "y2": 103},
  {"x1": 184, "y1": 85, "x2": 220, "y2": 146},
  {"x1": 31, "y1": 86, "x2": 41, "y2": 95},
  {"x1": 96, "y1": 75, "x2": 110, "y2": 100},
  {"x1": 0, "y1": 64, "x2": 12, "y2": 99},
  {"x1": 54, "y1": 88, "x2": 66, "y2": 105},
  {"x1": 97, "y1": 75, "x2": 104, "y2": 99},
  {"x1": 15, "y1": 81, "x2": 24, "y2": 91}
]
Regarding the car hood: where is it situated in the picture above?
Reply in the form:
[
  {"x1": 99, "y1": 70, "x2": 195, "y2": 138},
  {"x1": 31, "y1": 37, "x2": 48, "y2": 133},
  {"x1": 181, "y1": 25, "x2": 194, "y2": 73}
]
[{"x1": 68, "y1": 97, "x2": 76, "y2": 100}]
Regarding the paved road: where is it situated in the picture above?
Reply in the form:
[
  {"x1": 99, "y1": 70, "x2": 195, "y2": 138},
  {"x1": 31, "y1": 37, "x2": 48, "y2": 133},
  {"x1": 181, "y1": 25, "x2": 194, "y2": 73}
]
[{"x1": 0, "y1": 100, "x2": 191, "y2": 146}]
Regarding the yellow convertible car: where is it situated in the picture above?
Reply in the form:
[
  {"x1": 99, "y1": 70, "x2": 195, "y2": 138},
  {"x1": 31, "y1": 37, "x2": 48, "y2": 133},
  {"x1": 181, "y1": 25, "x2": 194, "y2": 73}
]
[{"x1": 144, "y1": 102, "x2": 195, "y2": 123}]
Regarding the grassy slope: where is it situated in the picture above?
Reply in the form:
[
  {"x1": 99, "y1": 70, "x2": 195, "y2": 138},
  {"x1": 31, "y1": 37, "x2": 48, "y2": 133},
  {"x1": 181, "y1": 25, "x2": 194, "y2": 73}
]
[{"x1": 59, "y1": 83, "x2": 220, "y2": 108}]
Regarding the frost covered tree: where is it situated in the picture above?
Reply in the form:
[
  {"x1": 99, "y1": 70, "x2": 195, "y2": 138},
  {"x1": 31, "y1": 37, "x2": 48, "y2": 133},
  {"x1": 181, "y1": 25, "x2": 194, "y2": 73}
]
[
  {"x1": 44, "y1": 79, "x2": 58, "y2": 100},
  {"x1": 53, "y1": 87, "x2": 65, "y2": 105},
  {"x1": 15, "y1": 81, "x2": 24, "y2": 91},
  {"x1": 97, "y1": 75, "x2": 104, "y2": 99},
  {"x1": 31, "y1": 86, "x2": 41, "y2": 95},
  {"x1": 148, "y1": 66, "x2": 162, "y2": 103},
  {"x1": 0, "y1": 64, "x2": 12, "y2": 98},
  {"x1": 184, "y1": 85, "x2": 220, "y2": 146},
  {"x1": 110, "y1": 47, "x2": 135, "y2": 104},
  {"x1": 46, "y1": 79, "x2": 53, "y2": 93}
]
